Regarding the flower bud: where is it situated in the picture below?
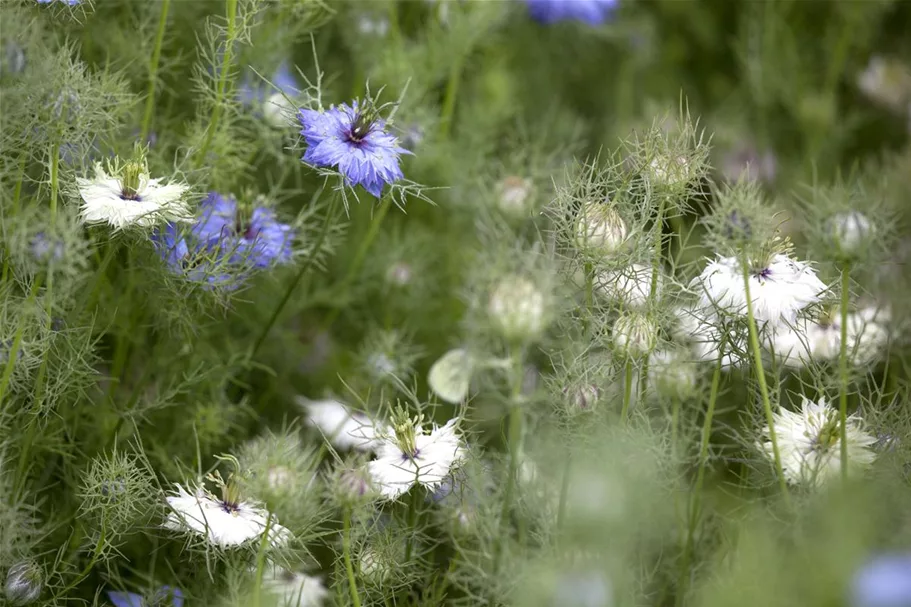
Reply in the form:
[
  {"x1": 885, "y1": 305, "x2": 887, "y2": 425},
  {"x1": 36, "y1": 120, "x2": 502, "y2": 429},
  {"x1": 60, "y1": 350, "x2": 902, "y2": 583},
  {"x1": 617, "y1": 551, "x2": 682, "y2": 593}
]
[
  {"x1": 488, "y1": 276, "x2": 547, "y2": 341},
  {"x1": 612, "y1": 313, "x2": 658, "y2": 358},
  {"x1": 574, "y1": 202, "x2": 628, "y2": 256},
  {"x1": 496, "y1": 176, "x2": 534, "y2": 217},
  {"x1": 595, "y1": 263, "x2": 657, "y2": 309},
  {"x1": 266, "y1": 465, "x2": 294, "y2": 491},
  {"x1": 829, "y1": 211, "x2": 873, "y2": 256},
  {"x1": 649, "y1": 350, "x2": 697, "y2": 400},
  {"x1": 335, "y1": 466, "x2": 376, "y2": 505},
  {"x1": 562, "y1": 384, "x2": 602, "y2": 414},
  {"x1": 647, "y1": 153, "x2": 691, "y2": 186},
  {"x1": 5, "y1": 562, "x2": 43, "y2": 605},
  {"x1": 263, "y1": 92, "x2": 296, "y2": 129},
  {"x1": 359, "y1": 549, "x2": 392, "y2": 585},
  {"x1": 428, "y1": 348, "x2": 474, "y2": 404},
  {"x1": 386, "y1": 261, "x2": 413, "y2": 286}
]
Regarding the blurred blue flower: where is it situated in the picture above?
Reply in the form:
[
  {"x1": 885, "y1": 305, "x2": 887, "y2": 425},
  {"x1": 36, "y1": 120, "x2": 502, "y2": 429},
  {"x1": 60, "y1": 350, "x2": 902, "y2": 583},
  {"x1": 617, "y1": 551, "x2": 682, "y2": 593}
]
[
  {"x1": 193, "y1": 192, "x2": 294, "y2": 267},
  {"x1": 153, "y1": 223, "x2": 235, "y2": 289},
  {"x1": 552, "y1": 571, "x2": 612, "y2": 607},
  {"x1": 238, "y1": 62, "x2": 297, "y2": 107},
  {"x1": 525, "y1": 0, "x2": 618, "y2": 26},
  {"x1": 108, "y1": 586, "x2": 184, "y2": 607},
  {"x1": 299, "y1": 100, "x2": 410, "y2": 198},
  {"x1": 30, "y1": 232, "x2": 64, "y2": 262},
  {"x1": 37, "y1": 0, "x2": 81, "y2": 5},
  {"x1": 851, "y1": 553, "x2": 911, "y2": 607}
]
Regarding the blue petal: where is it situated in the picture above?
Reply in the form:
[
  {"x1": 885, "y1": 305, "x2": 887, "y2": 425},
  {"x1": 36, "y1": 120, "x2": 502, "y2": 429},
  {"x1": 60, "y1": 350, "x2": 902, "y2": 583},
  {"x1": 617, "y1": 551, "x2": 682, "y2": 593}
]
[{"x1": 107, "y1": 591, "x2": 145, "y2": 607}]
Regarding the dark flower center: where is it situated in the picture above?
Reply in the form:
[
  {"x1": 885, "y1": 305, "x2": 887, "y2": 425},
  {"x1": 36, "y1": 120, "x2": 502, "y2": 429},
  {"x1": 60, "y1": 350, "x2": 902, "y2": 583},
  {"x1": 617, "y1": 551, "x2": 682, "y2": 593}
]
[
  {"x1": 347, "y1": 106, "x2": 379, "y2": 144},
  {"x1": 234, "y1": 218, "x2": 260, "y2": 242},
  {"x1": 752, "y1": 267, "x2": 772, "y2": 281},
  {"x1": 220, "y1": 499, "x2": 240, "y2": 514}
]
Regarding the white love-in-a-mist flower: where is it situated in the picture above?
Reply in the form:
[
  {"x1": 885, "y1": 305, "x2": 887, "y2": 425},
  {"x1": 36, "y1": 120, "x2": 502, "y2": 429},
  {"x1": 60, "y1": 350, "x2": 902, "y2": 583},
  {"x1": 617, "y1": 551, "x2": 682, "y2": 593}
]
[
  {"x1": 760, "y1": 396, "x2": 877, "y2": 487},
  {"x1": 164, "y1": 485, "x2": 291, "y2": 548},
  {"x1": 296, "y1": 396, "x2": 385, "y2": 452},
  {"x1": 428, "y1": 348, "x2": 474, "y2": 404},
  {"x1": 692, "y1": 254, "x2": 827, "y2": 326},
  {"x1": 595, "y1": 263, "x2": 659, "y2": 309},
  {"x1": 769, "y1": 306, "x2": 890, "y2": 368},
  {"x1": 574, "y1": 201, "x2": 628, "y2": 256},
  {"x1": 76, "y1": 158, "x2": 191, "y2": 230},
  {"x1": 366, "y1": 414, "x2": 467, "y2": 500},
  {"x1": 829, "y1": 211, "x2": 873, "y2": 255},
  {"x1": 260, "y1": 564, "x2": 328, "y2": 607},
  {"x1": 488, "y1": 275, "x2": 548, "y2": 341}
]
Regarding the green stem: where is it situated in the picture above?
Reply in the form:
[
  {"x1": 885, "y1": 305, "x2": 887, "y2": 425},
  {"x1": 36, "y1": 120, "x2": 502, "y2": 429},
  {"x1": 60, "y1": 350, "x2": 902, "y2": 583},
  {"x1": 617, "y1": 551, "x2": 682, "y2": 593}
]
[
  {"x1": 620, "y1": 358, "x2": 634, "y2": 423},
  {"x1": 195, "y1": 0, "x2": 239, "y2": 169},
  {"x1": 404, "y1": 485, "x2": 421, "y2": 562},
  {"x1": 641, "y1": 195, "x2": 667, "y2": 401},
  {"x1": 494, "y1": 353, "x2": 526, "y2": 572},
  {"x1": 838, "y1": 265, "x2": 851, "y2": 482},
  {"x1": 343, "y1": 508, "x2": 363, "y2": 607},
  {"x1": 439, "y1": 55, "x2": 463, "y2": 138},
  {"x1": 140, "y1": 0, "x2": 172, "y2": 143},
  {"x1": 249, "y1": 195, "x2": 333, "y2": 359},
  {"x1": 741, "y1": 256, "x2": 790, "y2": 505},
  {"x1": 320, "y1": 197, "x2": 392, "y2": 332},
  {"x1": 0, "y1": 275, "x2": 44, "y2": 407},
  {"x1": 556, "y1": 452, "x2": 572, "y2": 533},
  {"x1": 251, "y1": 514, "x2": 272, "y2": 607},
  {"x1": 677, "y1": 336, "x2": 726, "y2": 606},
  {"x1": 49, "y1": 141, "x2": 60, "y2": 221}
]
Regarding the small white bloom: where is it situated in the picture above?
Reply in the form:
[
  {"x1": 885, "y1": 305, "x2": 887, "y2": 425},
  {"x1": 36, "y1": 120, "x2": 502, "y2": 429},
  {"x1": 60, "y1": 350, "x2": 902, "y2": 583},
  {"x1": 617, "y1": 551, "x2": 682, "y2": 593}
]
[
  {"x1": 357, "y1": 14, "x2": 389, "y2": 37},
  {"x1": 692, "y1": 254, "x2": 827, "y2": 326},
  {"x1": 760, "y1": 397, "x2": 877, "y2": 487},
  {"x1": 296, "y1": 396, "x2": 385, "y2": 452},
  {"x1": 488, "y1": 276, "x2": 548, "y2": 341},
  {"x1": 829, "y1": 211, "x2": 873, "y2": 254},
  {"x1": 261, "y1": 564, "x2": 328, "y2": 607},
  {"x1": 367, "y1": 419, "x2": 467, "y2": 500},
  {"x1": 76, "y1": 161, "x2": 191, "y2": 230},
  {"x1": 574, "y1": 201, "x2": 628, "y2": 256},
  {"x1": 164, "y1": 485, "x2": 291, "y2": 548},
  {"x1": 595, "y1": 263, "x2": 659, "y2": 309},
  {"x1": 386, "y1": 261, "x2": 413, "y2": 286},
  {"x1": 263, "y1": 92, "x2": 297, "y2": 129},
  {"x1": 428, "y1": 348, "x2": 474, "y2": 404},
  {"x1": 769, "y1": 306, "x2": 890, "y2": 368},
  {"x1": 612, "y1": 313, "x2": 658, "y2": 358},
  {"x1": 496, "y1": 175, "x2": 534, "y2": 217},
  {"x1": 857, "y1": 56, "x2": 911, "y2": 112}
]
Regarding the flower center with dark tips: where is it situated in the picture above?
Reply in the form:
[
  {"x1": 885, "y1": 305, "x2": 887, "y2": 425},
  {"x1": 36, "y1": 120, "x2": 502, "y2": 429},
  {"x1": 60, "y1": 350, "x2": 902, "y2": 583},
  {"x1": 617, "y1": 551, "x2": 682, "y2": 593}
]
[
  {"x1": 348, "y1": 106, "x2": 378, "y2": 144},
  {"x1": 752, "y1": 267, "x2": 773, "y2": 282},
  {"x1": 220, "y1": 500, "x2": 241, "y2": 515}
]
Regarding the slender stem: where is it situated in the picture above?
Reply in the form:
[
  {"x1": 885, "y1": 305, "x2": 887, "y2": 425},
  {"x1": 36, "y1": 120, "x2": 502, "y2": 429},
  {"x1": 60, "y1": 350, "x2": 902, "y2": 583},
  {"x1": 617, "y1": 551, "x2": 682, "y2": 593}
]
[
  {"x1": 195, "y1": 0, "x2": 239, "y2": 168},
  {"x1": 494, "y1": 353, "x2": 525, "y2": 571},
  {"x1": 49, "y1": 141, "x2": 60, "y2": 221},
  {"x1": 641, "y1": 195, "x2": 667, "y2": 400},
  {"x1": 620, "y1": 358, "x2": 634, "y2": 423},
  {"x1": 320, "y1": 198, "x2": 392, "y2": 331},
  {"x1": 343, "y1": 508, "x2": 363, "y2": 607},
  {"x1": 249, "y1": 199, "x2": 334, "y2": 359},
  {"x1": 251, "y1": 514, "x2": 272, "y2": 607},
  {"x1": 0, "y1": 275, "x2": 44, "y2": 407},
  {"x1": 556, "y1": 452, "x2": 572, "y2": 533},
  {"x1": 404, "y1": 485, "x2": 421, "y2": 562},
  {"x1": 439, "y1": 55, "x2": 463, "y2": 138},
  {"x1": 838, "y1": 265, "x2": 851, "y2": 482},
  {"x1": 741, "y1": 257, "x2": 790, "y2": 505},
  {"x1": 677, "y1": 336, "x2": 726, "y2": 606},
  {"x1": 140, "y1": 0, "x2": 172, "y2": 143}
]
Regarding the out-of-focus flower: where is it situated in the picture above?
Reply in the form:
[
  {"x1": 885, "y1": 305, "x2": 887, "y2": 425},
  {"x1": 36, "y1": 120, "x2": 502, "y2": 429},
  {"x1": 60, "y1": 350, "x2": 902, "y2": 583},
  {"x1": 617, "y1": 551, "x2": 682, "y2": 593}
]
[
  {"x1": 428, "y1": 348, "x2": 474, "y2": 404},
  {"x1": 488, "y1": 275, "x2": 548, "y2": 341},
  {"x1": 296, "y1": 396, "x2": 385, "y2": 452},
  {"x1": 525, "y1": 0, "x2": 618, "y2": 26},
  {"x1": 760, "y1": 396, "x2": 877, "y2": 487},
  {"x1": 768, "y1": 306, "x2": 890, "y2": 368},
  {"x1": 261, "y1": 565, "x2": 328, "y2": 607},
  {"x1": 850, "y1": 553, "x2": 911, "y2": 607},
  {"x1": 107, "y1": 586, "x2": 184, "y2": 607},
  {"x1": 857, "y1": 56, "x2": 911, "y2": 113},
  {"x1": 719, "y1": 142, "x2": 777, "y2": 184},
  {"x1": 238, "y1": 62, "x2": 300, "y2": 129}
]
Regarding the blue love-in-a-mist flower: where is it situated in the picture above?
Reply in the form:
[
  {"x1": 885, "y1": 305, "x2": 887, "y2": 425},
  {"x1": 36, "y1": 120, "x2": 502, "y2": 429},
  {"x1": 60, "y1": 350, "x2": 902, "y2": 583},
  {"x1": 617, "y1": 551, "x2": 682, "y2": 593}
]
[
  {"x1": 36, "y1": 0, "x2": 81, "y2": 5},
  {"x1": 299, "y1": 100, "x2": 411, "y2": 198},
  {"x1": 153, "y1": 224, "x2": 235, "y2": 290},
  {"x1": 108, "y1": 586, "x2": 184, "y2": 607},
  {"x1": 30, "y1": 232, "x2": 65, "y2": 263},
  {"x1": 525, "y1": 0, "x2": 618, "y2": 26},
  {"x1": 192, "y1": 192, "x2": 294, "y2": 268},
  {"x1": 850, "y1": 553, "x2": 911, "y2": 607}
]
